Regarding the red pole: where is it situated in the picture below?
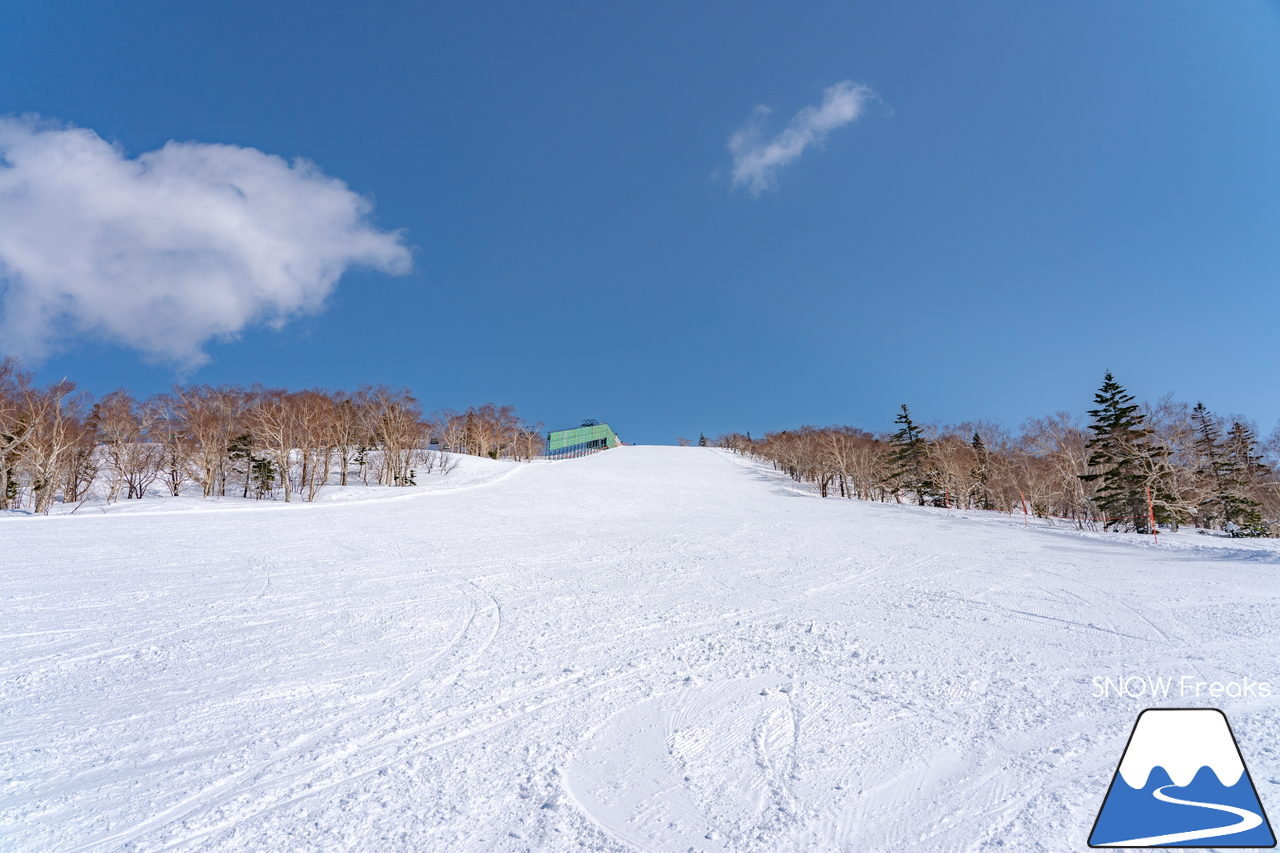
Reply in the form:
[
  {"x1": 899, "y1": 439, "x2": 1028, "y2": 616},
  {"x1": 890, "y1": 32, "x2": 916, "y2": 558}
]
[
  {"x1": 1020, "y1": 490, "x2": 1029, "y2": 527},
  {"x1": 1146, "y1": 485, "x2": 1158, "y2": 544}
]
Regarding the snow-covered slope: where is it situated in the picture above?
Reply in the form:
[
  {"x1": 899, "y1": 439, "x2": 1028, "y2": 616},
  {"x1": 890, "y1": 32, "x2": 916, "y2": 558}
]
[
  {"x1": 3, "y1": 446, "x2": 1278, "y2": 852},
  {"x1": 2, "y1": 451, "x2": 522, "y2": 519}
]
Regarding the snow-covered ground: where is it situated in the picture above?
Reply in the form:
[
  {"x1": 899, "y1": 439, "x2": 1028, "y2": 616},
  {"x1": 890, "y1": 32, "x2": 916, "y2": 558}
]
[
  {"x1": 3, "y1": 446, "x2": 1279, "y2": 852},
  {"x1": 2, "y1": 452, "x2": 522, "y2": 520}
]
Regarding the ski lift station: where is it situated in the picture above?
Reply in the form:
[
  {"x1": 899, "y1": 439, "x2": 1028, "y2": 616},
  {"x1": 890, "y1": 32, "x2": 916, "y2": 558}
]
[{"x1": 546, "y1": 420, "x2": 622, "y2": 459}]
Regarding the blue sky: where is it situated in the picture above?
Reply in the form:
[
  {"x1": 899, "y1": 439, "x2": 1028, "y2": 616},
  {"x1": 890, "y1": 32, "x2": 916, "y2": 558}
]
[{"x1": 3, "y1": 1, "x2": 1279, "y2": 444}]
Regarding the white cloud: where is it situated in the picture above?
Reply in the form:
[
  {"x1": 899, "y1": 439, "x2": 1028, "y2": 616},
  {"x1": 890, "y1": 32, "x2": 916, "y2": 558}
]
[
  {"x1": 0, "y1": 116, "x2": 412, "y2": 367},
  {"x1": 728, "y1": 81, "x2": 872, "y2": 196}
]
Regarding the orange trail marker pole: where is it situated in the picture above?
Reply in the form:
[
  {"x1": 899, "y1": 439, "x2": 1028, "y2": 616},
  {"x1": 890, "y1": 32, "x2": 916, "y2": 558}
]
[{"x1": 1020, "y1": 490, "x2": 1029, "y2": 528}]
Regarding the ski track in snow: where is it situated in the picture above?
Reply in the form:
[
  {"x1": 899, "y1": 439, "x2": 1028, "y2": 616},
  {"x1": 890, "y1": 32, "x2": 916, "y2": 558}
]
[{"x1": 3, "y1": 447, "x2": 1280, "y2": 851}]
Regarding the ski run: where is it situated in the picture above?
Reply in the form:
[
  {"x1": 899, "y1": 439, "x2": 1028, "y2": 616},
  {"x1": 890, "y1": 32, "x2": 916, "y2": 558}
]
[{"x1": 3, "y1": 445, "x2": 1279, "y2": 852}]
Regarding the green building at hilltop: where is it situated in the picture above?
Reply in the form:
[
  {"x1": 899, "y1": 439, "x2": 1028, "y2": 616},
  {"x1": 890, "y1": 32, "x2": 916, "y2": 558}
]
[{"x1": 546, "y1": 420, "x2": 621, "y2": 459}]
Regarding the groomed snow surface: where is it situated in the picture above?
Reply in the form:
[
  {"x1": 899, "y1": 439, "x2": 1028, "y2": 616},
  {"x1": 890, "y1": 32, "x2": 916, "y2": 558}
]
[{"x1": 4, "y1": 446, "x2": 1279, "y2": 852}]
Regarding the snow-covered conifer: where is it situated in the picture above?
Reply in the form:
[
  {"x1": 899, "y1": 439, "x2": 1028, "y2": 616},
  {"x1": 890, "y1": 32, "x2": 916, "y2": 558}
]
[
  {"x1": 889, "y1": 405, "x2": 934, "y2": 505},
  {"x1": 1222, "y1": 421, "x2": 1270, "y2": 536},
  {"x1": 1080, "y1": 373, "x2": 1180, "y2": 533}
]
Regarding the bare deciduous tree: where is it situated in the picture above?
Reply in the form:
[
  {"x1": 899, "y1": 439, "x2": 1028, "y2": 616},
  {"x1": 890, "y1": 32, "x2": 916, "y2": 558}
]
[
  {"x1": 0, "y1": 358, "x2": 556, "y2": 512},
  {"x1": 0, "y1": 358, "x2": 39, "y2": 510},
  {"x1": 20, "y1": 380, "x2": 90, "y2": 514},
  {"x1": 363, "y1": 385, "x2": 423, "y2": 486},
  {"x1": 248, "y1": 387, "x2": 302, "y2": 502},
  {"x1": 93, "y1": 390, "x2": 163, "y2": 500},
  {"x1": 176, "y1": 385, "x2": 243, "y2": 498}
]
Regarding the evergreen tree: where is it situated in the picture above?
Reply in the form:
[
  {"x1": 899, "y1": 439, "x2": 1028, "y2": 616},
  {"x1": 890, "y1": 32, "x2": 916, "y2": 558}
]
[
  {"x1": 1222, "y1": 421, "x2": 1269, "y2": 537},
  {"x1": 969, "y1": 431, "x2": 993, "y2": 510},
  {"x1": 251, "y1": 457, "x2": 276, "y2": 499},
  {"x1": 1192, "y1": 403, "x2": 1223, "y2": 468},
  {"x1": 889, "y1": 405, "x2": 934, "y2": 505},
  {"x1": 698, "y1": 433, "x2": 707, "y2": 447},
  {"x1": 1080, "y1": 373, "x2": 1180, "y2": 533},
  {"x1": 1190, "y1": 404, "x2": 1268, "y2": 536},
  {"x1": 1192, "y1": 402, "x2": 1231, "y2": 530},
  {"x1": 227, "y1": 432, "x2": 255, "y2": 498}
]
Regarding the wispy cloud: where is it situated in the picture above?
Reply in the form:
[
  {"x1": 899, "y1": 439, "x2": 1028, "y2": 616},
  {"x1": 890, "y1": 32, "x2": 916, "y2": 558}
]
[
  {"x1": 728, "y1": 81, "x2": 872, "y2": 196},
  {"x1": 0, "y1": 116, "x2": 412, "y2": 367}
]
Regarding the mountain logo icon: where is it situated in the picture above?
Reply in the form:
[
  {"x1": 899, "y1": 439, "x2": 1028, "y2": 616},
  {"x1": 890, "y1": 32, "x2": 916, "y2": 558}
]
[{"x1": 1089, "y1": 708, "x2": 1276, "y2": 848}]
